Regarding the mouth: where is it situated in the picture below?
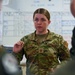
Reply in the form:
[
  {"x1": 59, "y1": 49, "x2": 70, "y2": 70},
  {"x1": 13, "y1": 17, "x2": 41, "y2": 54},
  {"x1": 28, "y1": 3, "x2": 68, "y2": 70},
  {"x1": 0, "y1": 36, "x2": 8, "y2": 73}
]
[{"x1": 37, "y1": 26, "x2": 42, "y2": 28}]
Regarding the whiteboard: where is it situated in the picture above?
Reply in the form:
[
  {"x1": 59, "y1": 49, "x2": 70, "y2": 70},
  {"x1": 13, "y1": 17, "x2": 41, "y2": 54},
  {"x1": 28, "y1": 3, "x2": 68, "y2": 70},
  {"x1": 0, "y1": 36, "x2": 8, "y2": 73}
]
[{"x1": 1, "y1": 0, "x2": 75, "y2": 49}]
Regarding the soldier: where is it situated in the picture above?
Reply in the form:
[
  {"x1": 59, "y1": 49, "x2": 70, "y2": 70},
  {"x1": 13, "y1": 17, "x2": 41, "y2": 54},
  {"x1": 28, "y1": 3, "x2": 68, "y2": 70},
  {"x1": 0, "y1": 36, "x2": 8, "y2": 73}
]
[{"x1": 13, "y1": 8, "x2": 70, "y2": 75}]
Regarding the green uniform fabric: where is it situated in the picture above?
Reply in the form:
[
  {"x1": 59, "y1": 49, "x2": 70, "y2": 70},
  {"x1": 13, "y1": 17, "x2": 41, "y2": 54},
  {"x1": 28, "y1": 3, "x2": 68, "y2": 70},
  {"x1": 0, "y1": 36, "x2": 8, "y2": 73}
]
[
  {"x1": 13, "y1": 30, "x2": 70, "y2": 75},
  {"x1": 0, "y1": 45, "x2": 6, "y2": 55}
]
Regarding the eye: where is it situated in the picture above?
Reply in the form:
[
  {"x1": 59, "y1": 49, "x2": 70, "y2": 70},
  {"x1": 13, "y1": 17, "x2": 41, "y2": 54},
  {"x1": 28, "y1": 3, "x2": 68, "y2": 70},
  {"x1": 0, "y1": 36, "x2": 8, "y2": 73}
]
[
  {"x1": 41, "y1": 18, "x2": 46, "y2": 21},
  {"x1": 34, "y1": 18, "x2": 39, "y2": 22},
  {"x1": 34, "y1": 18, "x2": 46, "y2": 22}
]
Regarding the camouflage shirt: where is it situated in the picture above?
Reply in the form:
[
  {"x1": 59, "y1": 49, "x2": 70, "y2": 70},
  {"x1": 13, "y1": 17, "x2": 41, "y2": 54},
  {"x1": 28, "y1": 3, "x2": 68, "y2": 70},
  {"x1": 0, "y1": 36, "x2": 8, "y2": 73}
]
[{"x1": 14, "y1": 30, "x2": 70, "y2": 75}]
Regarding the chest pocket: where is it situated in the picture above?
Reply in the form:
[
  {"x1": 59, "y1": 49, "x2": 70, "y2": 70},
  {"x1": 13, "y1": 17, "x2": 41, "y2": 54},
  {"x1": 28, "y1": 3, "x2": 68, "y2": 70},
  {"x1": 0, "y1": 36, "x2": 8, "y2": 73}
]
[
  {"x1": 42, "y1": 41, "x2": 58, "y2": 57},
  {"x1": 26, "y1": 41, "x2": 39, "y2": 58}
]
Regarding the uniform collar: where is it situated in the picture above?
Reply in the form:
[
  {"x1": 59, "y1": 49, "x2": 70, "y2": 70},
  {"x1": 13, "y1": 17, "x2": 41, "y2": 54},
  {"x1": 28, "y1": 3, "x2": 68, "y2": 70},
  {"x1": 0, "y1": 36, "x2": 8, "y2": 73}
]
[{"x1": 31, "y1": 29, "x2": 52, "y2": 41}]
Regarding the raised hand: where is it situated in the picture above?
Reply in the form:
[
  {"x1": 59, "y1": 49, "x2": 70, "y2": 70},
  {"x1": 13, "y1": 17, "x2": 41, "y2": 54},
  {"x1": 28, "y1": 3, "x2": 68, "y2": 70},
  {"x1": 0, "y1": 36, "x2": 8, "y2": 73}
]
[{"x1": 13, "y1": 41, "x2": 24, "y2": 53}]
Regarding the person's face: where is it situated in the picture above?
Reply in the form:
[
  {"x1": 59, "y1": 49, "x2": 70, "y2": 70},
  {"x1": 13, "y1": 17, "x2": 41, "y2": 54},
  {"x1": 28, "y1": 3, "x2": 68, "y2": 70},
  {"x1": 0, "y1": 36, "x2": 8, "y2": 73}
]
[{"x1": 33, "y1": 13, "x2": 50, "y2": 34}]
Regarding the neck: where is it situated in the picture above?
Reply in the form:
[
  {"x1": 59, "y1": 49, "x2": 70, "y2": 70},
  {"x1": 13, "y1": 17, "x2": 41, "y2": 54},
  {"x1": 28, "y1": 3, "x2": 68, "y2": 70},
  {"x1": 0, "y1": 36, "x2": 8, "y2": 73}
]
[{"x1": 36, "y1": 30, "x2": 48, "y2": 35}]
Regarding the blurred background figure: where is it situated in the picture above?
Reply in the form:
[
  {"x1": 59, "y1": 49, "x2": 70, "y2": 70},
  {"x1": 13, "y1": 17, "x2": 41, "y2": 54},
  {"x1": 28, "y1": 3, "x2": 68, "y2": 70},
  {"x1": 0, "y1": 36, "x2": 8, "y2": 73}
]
[
  {"x1": 0, "y1": 45, "x2": 22, "y2": 75},
  {"x1": 70, "y1": 0, "x2": 75, "y2": 17},
  {"x1": 70, "y1": 0, "x2": 75, "y2": 59},
  {"x1": 0, "y1": 0, "x2": 22, "y2": 75}
]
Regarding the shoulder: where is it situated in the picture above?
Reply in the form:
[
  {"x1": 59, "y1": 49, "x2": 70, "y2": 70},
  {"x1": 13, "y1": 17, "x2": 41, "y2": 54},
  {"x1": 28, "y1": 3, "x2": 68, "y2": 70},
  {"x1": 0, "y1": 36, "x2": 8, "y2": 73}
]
[
  {"x1": 50, "y1": 31, "x2": 63, "y2": 39},
  {"x1": 20, "y1": 32, "x2": 35, "y2": 41},
  {"x1": 49, "y1": 31, "x2": 68, "y2": 46}
]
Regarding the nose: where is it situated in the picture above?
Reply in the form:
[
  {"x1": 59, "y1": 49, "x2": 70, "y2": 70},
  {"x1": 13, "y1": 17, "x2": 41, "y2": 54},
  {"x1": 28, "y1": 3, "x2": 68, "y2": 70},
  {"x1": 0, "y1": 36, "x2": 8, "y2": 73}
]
[{"x1": 37, "y1": 20, "x2": 42, "y2": 24}]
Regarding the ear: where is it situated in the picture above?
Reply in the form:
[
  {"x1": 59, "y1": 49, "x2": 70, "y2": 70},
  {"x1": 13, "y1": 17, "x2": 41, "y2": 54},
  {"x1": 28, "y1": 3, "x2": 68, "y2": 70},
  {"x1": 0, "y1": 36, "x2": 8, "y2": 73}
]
[{"x1": 48, "y1": 20, "x2": 51, "y2": 24}]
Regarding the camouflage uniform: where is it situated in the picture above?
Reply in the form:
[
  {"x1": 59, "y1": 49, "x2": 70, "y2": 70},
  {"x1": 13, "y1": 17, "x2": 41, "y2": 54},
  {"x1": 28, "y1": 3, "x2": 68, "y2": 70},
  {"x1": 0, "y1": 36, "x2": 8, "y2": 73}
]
[{"x1": 13, "y1": 30, "x2": 70, "y2": 75}]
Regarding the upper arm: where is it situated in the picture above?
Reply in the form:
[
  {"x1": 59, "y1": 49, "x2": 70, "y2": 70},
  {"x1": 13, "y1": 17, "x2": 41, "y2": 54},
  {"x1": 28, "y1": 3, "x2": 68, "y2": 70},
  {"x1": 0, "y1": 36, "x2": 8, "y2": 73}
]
[{"x1": 58, "y1": 36, "x2": 70, "y2": 61}]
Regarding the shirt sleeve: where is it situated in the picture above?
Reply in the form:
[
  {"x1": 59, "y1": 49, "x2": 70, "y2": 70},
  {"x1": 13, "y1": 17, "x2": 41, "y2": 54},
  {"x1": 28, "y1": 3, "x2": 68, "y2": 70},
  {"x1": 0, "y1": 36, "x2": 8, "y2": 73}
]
[
  {"x1": 12, "y1": 49, "x2": 24, "y2": 65},
  {"x1": 57, "y1": 35, "x2": 70, "y2": 65}
]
